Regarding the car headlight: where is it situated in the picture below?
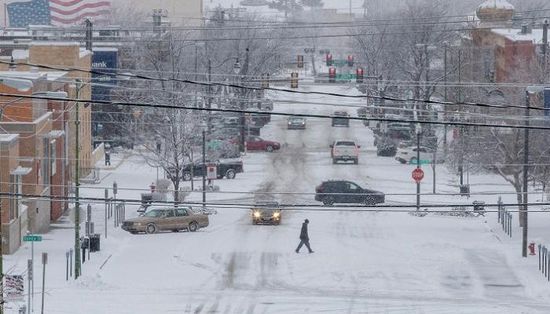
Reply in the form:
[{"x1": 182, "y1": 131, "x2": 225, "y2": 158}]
[
  {"x1": 273, "y1": 212, "x2": 280, "y2": 218},
  {"x1": 135, "y1": 223, "x2": 142, "y2": 226},
  {"x1": 253, "y1": 211, "x2": 261, "y2": 218}
]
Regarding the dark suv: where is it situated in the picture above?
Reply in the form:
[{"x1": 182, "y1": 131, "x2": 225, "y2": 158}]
[
  {"x1": 331, "y1": 111, "x2": 349, "y2": 127},
  {"x1": 315, "y1": 180, "x2": 385, "y2": 206}
]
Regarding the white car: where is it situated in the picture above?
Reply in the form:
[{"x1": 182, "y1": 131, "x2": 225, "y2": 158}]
[
  {"x1": 330, "y1": 140, "x2": 360, "y2": 164},
  {"x1": 395, "y1": 146, "x2": 443, "y2": 164}
]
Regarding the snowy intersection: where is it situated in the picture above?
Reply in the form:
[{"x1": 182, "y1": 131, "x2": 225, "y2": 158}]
[{"x1": 5, "y1": 86, "x2": 550, "y2": 313}]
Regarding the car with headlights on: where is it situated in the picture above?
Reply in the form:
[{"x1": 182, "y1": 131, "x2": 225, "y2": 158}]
[
  {"x1": 122, "y1": 207, "x2": 209, "y2": 234},
  {"x1": 251, "y1": 201, "x2": 281, "y2": 225},
  {"x1": 287, "y1": 116, "x2": 306, "y2": 129}
]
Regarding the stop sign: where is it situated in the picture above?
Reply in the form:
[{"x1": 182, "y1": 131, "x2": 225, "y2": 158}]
[{"x1": 412, "y1": 168, "x2": 424, "y2": 183}]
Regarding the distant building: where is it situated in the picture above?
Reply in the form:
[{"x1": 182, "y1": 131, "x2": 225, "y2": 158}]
[
  {"x1": 0, "y1": 0, "x2": 203, "y2": 27},
  {"x1": 467, "y1": 0, "x2": 548, "y2": 84}
]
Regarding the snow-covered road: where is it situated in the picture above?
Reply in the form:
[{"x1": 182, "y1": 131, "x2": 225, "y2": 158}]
[{"x1": 5, "y1": 84, "x2": 550, "y2": 313}]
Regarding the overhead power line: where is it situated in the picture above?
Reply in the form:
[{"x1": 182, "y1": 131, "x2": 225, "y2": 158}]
[
  {"x1": 0, "y1": 60, "x2": 547, "y2": 115},
  {"x1": 1, "y1": 92, "x2": 549, "y2": 131},
  {"x1": 0, "y1": 192, "x2": 548, "y2": 213}
]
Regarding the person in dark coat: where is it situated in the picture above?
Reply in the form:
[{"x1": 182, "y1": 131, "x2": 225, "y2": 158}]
[{"x1": 295, "y1": 219, "x2": 314, "y2": 253}]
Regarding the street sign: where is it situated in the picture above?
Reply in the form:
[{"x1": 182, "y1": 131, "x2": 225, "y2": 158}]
[
  {"x1": 412, "y1": 168, "x2": 424, "y2": 183},
  {"x1": 23, "y1": 235, "x2": 42, "y2": 242},
  {"x1": 336, "y1": 73, "x2": 356, "y2": 80},
  {"x1": 410, "y1": 159, "x2": 431, "y2": 165}
]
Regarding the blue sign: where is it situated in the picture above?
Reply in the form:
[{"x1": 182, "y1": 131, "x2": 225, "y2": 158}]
[
  {"x1": 91, "y1": 48, "x2": 118, "y2": 102},
  {"x1": 545, "y1": 88, "x2": 550, "y2": 117}
]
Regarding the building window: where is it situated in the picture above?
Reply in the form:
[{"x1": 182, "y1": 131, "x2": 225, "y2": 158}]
[
  {"x1": 50, "y1": 140, "x2": 56, "y2": 176},
  {"x1": 9, "y1": 175, "x2": 21, "y2": 221},
  {"x1": 42, "y1": 137, "x2": 50, "y2": 185}
]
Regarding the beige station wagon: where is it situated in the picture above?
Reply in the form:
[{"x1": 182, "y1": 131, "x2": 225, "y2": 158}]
[{"x1": 122, "y1": 207, "x2": 209, "y2": 234}]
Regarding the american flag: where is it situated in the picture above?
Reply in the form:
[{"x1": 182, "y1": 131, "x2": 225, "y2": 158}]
[{"x1": 7, "y1": 0, "x2": 111, "y2": 27}]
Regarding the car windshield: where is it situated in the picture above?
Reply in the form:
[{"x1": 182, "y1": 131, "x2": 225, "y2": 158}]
[{"x1": 336, "y1": 141, "x2": 356, "y2": 146}]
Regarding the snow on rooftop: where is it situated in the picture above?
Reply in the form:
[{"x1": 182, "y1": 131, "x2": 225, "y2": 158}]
[
  {"x1": 478, "y1": 0, "x2": 514, "y2": 10},
  {"x1": 79, "y1": 48, "x2": 92, "y2": 58},
  {"x1": 30, "y1": 41, "x2": 79, "y2": 46},
  {"x1": 0, "y1": 134, "x2": 18, "y2": 143},
  {"x1": 12, "y1": 49, "x2": 28, "y2": 60},
  {"x1": 492, "y1": 28, "x2": 545, "y2": 44},
  {"x1": 92, "y1": 47, "x2": 119, "y2": 52},
  {"x1": 0, "y1": 70, "x2": 67, "y2": 81}
]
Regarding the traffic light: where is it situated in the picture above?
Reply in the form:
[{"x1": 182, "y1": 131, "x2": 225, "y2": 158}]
[
  {"x1": 356, "y1": 67, "x2": 364, "y2": 83},
  {"x1": 326, "y1": 53, "x2": 333, "y2": 66},
  {"x1": 261, "y1": 73, "x2": 270, "y2": 88},
  {"x1": 290, "y1": 72, "x2": 299, "y2": 88},
  {"x1": 347, "y1": 55, "x2": 354, "y2": 67},
  {"x1": 297, "y1": 55, "x2": 304, "y2": 68},
  {"x1": 328, "y1": 67, "x2": 336, "y2": 83}
]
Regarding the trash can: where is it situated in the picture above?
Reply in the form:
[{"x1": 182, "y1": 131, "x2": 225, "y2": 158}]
[
  {"x1": 460, "y1": 184, "x2": 470, "y2": 197},
  {"x1": 473, "y1": 201, "x2": 485, "y2": 212},
  {"x1": 89, "y1": 234, "x2": 101, "y2": 252},
  {"x1": 80, "y1": 237, "x2": 90, "y2": 249}
]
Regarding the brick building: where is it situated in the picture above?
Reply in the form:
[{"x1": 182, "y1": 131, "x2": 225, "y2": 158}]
[
  {"x1": 0, "y1": 134, "x2": 29, "y2": 254},
  {"x1": 468, "y1": 0, "x2": 548, "y2": 84}
]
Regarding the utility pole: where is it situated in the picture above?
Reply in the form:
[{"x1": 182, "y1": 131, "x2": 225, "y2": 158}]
[
  {"x1": 543, "y1": 20, "x2": 548, "y2": 74},
  {"x1": 202, "y1": 130, "x2": 206, "y2": 210},
  {"x1": 458, "y1": 49, "x2": 464, "y2": 187},
  {"x1": 0, "y1": 205, "x2": 3, "y2": 314},
  {"x1": 522, "y1": 90, "x2": 530, "y2": 257},
  {"x1": 443, "y1": 43, "x2": 448, "y2": 157},
  {"x1": 239, "y1": 48, "x2": 250, "y2": 153},
  {"x1": 74, "y1": 79, "x2": 83, "y2": 279},
  {"x1": 416, "y1": 125, "x2": 421, "y2": 211}
]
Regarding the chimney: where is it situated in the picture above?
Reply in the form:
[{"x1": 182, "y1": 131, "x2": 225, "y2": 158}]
[{"x1": 521, "y1": 23, "x2": 531, "y2": 34}]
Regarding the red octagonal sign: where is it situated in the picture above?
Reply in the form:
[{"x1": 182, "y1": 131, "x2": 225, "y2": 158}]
[{"x1": 412, "y1": 168, "x2": 424, "y2": 183}]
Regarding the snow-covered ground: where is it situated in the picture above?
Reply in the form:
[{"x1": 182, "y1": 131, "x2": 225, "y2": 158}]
[{"x1": 4, "y1": 84, "x2": 550, "y2": 313}]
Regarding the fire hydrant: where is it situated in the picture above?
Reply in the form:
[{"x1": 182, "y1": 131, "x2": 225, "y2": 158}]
[
  {"x1": 528, "y1": 242, "x2": 536, "y2": 255},
  {"x1": 150, "y1": 182, "x2": 156, "y2": 193}
]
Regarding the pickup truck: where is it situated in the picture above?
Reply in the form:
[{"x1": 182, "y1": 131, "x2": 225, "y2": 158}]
[
  {"x1": 331, "y1": 140, "x2": 360, "y2": 164},
  {"x1": 181, "y1": 159, "x2": 243, "y2": 181}
]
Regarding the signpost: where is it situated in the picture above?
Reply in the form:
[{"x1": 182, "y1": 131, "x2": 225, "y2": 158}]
[
  {"x1": 23, "y1": 235, "x2": 41, "y2": 313},
  {"x1": 412, "y1": 168, "x2": 424, "y2": 183},
  {"x1": 23, "y1": 235, "x2": 42, "y2": 242}
]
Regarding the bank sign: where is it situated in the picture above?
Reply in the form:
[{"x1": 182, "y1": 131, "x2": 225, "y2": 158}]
[{"x1": 92, "y1": 48, "x2": 118, "y2": 101}]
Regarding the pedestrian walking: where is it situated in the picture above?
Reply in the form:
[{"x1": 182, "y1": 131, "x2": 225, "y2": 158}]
[{"x1": 295, "y1": 219, "x2": 314, "y2": 253}]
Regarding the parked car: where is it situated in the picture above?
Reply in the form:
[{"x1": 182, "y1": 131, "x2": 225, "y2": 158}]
[
  {"x1": 245, "y1": 136, "x2": 281, "y2": 152},
  {"x1": 180, "y1": 159, "x2": 244, "y2": 181},
  {"x1": 330, "y1": 140, "x2": 360, "y2": 164},
  {"x1": 251, "y1": 201, "x2": 281, "y2": 225},
  {"x1": 315, "y1": 180, "x2": 385, "y2": 206},
  {"x1": 395, "y1": 146, "x2": 443, "y2": 164},
  {"x1": 121, "y1": 206, "x2": 209, "y2": 234},
  {"x1": 332, "y1": 111, "x2": 349, "y2": 127},
  {"x1": 287, "y1": 116, "x2": 306, "y2": 129}
]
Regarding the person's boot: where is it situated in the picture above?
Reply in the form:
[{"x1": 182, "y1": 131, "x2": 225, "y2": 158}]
[{"x1": 309, "y1": 250, "x2": 314, "y2": 253}]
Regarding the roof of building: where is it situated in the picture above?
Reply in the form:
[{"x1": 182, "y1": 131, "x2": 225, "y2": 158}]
[{"x1": 491, "y1": 28, "x2": 545, "y2": 44}]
